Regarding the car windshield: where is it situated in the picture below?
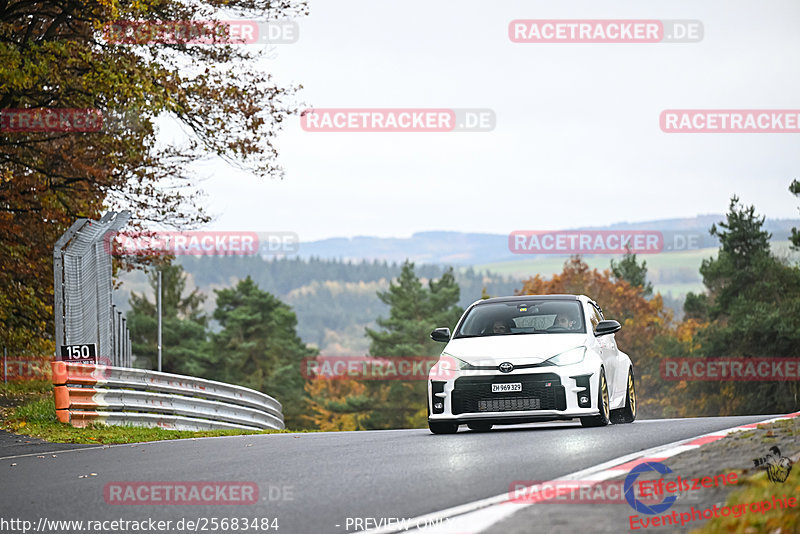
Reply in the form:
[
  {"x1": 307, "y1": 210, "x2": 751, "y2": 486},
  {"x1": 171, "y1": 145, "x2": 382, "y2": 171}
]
[{"x1": 454, "y1": 300, "x2": 586, "y2": 337}]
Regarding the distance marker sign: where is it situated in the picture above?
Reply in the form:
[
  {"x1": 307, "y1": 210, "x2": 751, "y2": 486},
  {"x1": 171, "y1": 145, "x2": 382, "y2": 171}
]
[{"x1": 59, "y1": 343, "x2": 97, "y2": 364}]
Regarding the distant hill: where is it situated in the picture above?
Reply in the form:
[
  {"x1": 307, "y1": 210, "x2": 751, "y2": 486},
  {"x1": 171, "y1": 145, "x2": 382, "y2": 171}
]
[
  {"x1": 118, "y1": 216, "x2": 799, "y2": 357},
  {"x1": 292, "y1": 216, "x2": 800, "y2": 265},
  {"x1": 117, "y1": 257, "x2": 521, "y2": 356}
]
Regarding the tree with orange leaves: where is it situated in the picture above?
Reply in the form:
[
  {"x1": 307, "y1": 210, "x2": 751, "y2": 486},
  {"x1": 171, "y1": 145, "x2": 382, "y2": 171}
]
[
  {"x1": 303, "y1": 379, "x2": 372, "y2": 432},
  {"x1": 517, "y1": 256, "x2": 674, "y2": 417}
]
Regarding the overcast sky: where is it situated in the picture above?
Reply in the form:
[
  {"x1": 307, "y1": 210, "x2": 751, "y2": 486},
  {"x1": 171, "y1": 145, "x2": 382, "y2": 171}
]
[{"x1": 188, "y1": 0, "x2": 800, "y2": 241}]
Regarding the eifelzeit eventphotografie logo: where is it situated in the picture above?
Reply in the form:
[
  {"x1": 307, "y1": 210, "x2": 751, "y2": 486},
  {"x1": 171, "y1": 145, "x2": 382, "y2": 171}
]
[{"x1": 753, "y1": 446, "x2": 793, "y2": 483}]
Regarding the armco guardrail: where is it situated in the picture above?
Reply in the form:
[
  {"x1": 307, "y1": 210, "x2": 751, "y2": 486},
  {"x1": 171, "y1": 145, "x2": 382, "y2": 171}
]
[{"x1": 51, "y1": 361, "x2": 284, "y2": 431}]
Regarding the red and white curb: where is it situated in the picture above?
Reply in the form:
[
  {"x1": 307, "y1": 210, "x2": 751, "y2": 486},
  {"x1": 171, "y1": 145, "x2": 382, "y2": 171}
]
[{"x1": 363, "y1": 413, "x2": 800, "y2": 534}]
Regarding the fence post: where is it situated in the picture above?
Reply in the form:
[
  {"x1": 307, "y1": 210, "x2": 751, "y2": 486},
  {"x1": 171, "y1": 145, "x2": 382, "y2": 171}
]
[
  {"x1": 126, "y1": 328, "x2": 131, "y2": 367},
  {"x1": 157, "y1": 269, "x2": 162, "y2": 372},
  {"x1": 117, "y1": 309, "x2": 123, "y2": 367}
]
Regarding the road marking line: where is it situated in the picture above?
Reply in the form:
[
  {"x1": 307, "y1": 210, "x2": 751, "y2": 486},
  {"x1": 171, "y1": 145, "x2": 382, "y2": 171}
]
[
  {"x1": 0, "y1": 425, "x2": 315, "y2": 461},
  {"x1": 0, "y1": 446, "x2": 104, "y2": 460},
  {"x1": 363, "y1": 412, "x2": 800, "y2": 534}
]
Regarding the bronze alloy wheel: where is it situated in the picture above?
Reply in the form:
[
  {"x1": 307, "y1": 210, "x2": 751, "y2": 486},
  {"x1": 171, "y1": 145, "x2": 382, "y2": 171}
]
[
  {"x1": 628, "y1": 372, "x2": 636, "y2": 418},
  {"x1": 600, "y1": 372, "x2": 610, "y2": 420},
  {"x1": 610, "y1": 368, "x2": 637, "y2": 424},
  {"x1": 581, "y1": 368, "x2": 611, "y2": 427}
]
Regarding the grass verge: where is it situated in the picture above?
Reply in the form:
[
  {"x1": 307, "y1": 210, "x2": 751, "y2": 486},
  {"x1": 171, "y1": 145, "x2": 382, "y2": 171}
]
[
  {"x1": 1, "y1": 381, "x2": 314, "y2": 444},
  {"x1": 692, "y1": 418, "x2": 799, "y2": 534}
]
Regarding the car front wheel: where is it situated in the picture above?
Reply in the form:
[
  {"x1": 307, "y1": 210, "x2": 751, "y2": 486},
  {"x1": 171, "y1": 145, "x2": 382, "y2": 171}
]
[
  {"x1": 429, "y1": 421, "x2": 459, "y2": 434},
  {"x1": 580, "y1": 368, "x2": 610, "y2": 427},
  {"x1": 610, "y1": 368, "x2": 636, "y2": 424}
]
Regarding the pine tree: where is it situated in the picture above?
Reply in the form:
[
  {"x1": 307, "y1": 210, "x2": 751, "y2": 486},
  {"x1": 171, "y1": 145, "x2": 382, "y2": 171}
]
[
  {"x1": 790, "y1": 180, "x2": 800, "y2": 250},
  {"x1": 699, "y1": 196, "x2": 773, "y2": 318},
  {"x1": 610, "y1": 248, "x2": 654, "y2": 297},
  {"x1": 682, "y1": 196, "x2": 800, "y2": 415},
  {"x1": 127, "y1": 262, "x2": 210, "y2": 376},
  {"x1": 360, "y1": 261, "x2": 462, "y2": 429},
  {"x1": 209, "y1": 276, "x2": 317, "y2": 429}
]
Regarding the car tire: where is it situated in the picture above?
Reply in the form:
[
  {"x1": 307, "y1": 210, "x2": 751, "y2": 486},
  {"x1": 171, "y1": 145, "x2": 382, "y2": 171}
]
[
  {"x1": 467, "y1": 422, "x2": 493, "y2": 432},
  {"x1": 580, "y1": 368, "x2": 610, "y2": 428},
  {"x1": 610, "y1": 368, "x2": 636, "y2": 424},
  {"x1": 429, "y1": 421, "x2": 459, "y2": 434}
]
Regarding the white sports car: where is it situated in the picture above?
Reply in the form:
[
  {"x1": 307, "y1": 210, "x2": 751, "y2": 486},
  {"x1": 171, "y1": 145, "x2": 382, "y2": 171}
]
[{"x1": 427, "y1": 294, "x2": 636, "y2": 434}]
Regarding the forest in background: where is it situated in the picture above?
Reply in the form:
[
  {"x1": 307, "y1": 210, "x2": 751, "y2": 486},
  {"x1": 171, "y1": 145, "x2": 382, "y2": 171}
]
[
  {"x1": 118, "y1": 258, "x2": 520, "y2": 355},
  {"x1": 123, "y1": 186, "x2": 800, "y2": 430}
]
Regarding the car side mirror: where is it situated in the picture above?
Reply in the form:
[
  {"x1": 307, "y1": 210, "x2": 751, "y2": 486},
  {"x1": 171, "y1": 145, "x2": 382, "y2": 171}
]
[
  {"x1": 595, "y1": 320, "x2": 621, "y2": 337},
  {"x1": 430, "y1": 327, "x2": 451, "y2": 342}
]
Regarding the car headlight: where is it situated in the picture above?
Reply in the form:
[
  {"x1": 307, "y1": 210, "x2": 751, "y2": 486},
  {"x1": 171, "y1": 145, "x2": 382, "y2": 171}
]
[
  {"x1": 544, "y1": 347, "x2": 586, "y2": 366},
  {"x1": 429, "y1": 353, "x2": 474, "y2": 380},
  {"x1": 443, "y1": 353, "x2": 475, "y2": 370}
]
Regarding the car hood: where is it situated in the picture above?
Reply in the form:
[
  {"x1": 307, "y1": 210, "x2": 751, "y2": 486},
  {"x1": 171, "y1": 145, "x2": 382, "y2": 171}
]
[{"x1": 443, "y1": 334, "x2": 588, "y2": 365}]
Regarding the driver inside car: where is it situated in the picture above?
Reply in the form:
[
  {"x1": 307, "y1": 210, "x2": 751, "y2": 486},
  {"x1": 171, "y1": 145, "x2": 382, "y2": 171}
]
[
  {"x1": 552, "y1": 312, "x2": 577, "y2": 330},
  {"x1": 492, "y1": 320, "x2": 510, "y2": 334},
  {"x1": 481, "y1": 319, "x2": 513, "y2": 335}
]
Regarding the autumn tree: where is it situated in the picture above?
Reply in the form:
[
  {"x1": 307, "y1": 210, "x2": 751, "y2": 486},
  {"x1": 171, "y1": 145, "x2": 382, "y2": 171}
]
[
  {"x1": 0, "y1": 0, "x2": 308, "y2": 354},
  {"x1": 517, "y1": 256, "x2": 673, "y2": 417},
  {"x1": 304, "y1": 380, "x2": 371, "y2": 432}
]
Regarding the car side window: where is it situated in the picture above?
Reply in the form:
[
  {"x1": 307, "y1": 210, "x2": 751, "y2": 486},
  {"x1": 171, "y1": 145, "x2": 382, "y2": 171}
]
[{"x1": 589, "y1": 305, "x2": 602, "y2": 330}]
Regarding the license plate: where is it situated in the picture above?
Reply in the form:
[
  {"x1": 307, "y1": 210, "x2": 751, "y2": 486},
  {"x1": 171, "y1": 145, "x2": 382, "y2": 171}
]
[{"x1": 492, "y1": 383, "x2": 522, "y2": 393}]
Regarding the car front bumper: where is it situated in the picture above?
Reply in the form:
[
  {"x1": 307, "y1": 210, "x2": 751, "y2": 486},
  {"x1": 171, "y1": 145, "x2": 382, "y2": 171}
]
[{"x1": 427, "y1": 364, "x2": 600, "y2": 424}]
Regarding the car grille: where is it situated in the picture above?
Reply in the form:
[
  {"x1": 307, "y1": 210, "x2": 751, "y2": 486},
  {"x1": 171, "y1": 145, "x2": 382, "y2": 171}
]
[{"x1": 451, "y1": 374, "x2": 567, "y2": 415}]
